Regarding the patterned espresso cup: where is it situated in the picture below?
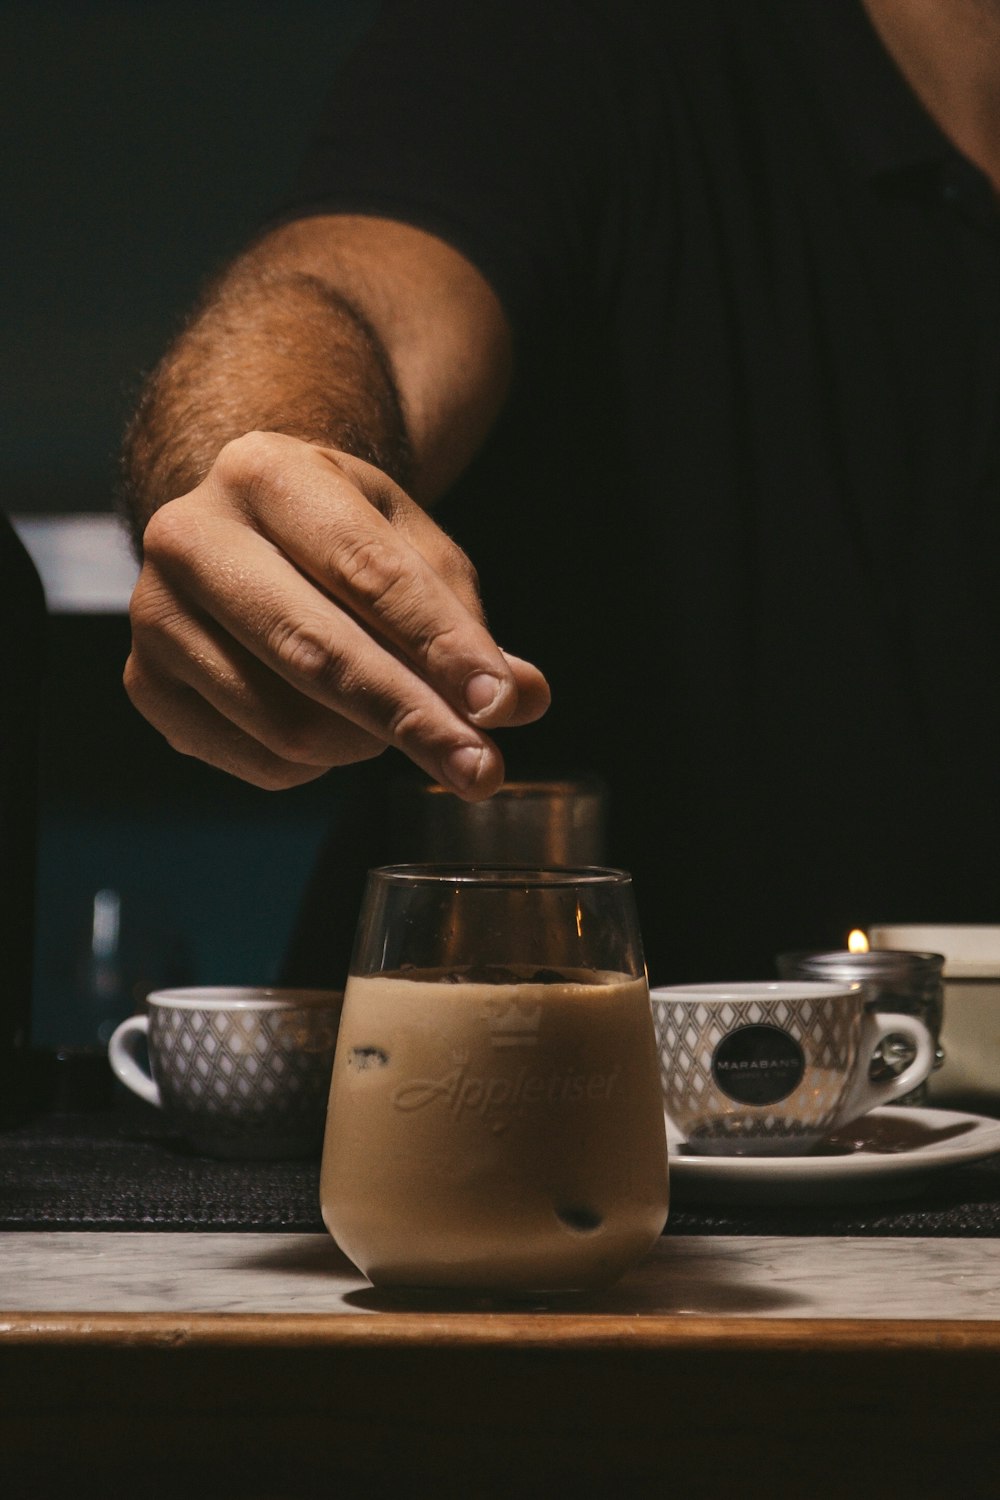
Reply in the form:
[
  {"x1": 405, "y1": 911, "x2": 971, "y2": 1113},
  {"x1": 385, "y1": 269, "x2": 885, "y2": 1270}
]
[
  {"x1": 650, "y1": 981, "x2": 934, "y2": 1156},
  {"x1": 108, "y1": 987, "x2": 342, "y2": 1159}
]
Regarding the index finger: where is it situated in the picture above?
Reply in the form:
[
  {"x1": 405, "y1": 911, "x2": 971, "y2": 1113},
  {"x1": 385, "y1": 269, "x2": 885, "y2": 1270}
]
[{"x1": 215, "y1": 433, "x2": 549, "y2": 729}]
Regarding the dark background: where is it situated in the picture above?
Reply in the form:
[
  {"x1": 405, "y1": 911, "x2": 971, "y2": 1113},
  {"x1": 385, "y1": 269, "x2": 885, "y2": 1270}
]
[
  {"x1": 5, "y1": 1, "x2": 380, "y2": 1047},
  {"x1": 5, "y1": 0, "x2": 378, "y2": 516}
]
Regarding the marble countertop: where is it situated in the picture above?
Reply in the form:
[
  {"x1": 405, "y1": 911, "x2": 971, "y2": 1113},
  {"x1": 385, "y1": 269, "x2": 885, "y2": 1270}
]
[
  {"x1": 4, "y1": 1230, "x2": 1000, "y2": 1326},
  {"x1": 8, "y1": 1230, "x2": 1000, "y2": 1500}
]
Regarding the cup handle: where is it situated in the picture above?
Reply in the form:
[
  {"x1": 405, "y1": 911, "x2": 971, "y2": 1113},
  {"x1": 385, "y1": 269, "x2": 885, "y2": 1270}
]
[
  {"x1": 107, "y1": 1014, "x2": 161, "y2": 1108},
  {"x1": 835, "y1": 1011, "x2": 935, "y2": 1126}
]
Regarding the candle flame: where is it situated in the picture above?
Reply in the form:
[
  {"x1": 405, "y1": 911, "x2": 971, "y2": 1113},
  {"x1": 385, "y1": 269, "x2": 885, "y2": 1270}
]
[{"x1": 847, "y1": 929, "x2": 870, "y2": 954}]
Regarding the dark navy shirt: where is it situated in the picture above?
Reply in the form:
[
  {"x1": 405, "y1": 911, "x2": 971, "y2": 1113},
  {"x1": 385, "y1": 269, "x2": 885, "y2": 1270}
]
[{"x1": 273, "y1": 0, "x2": 1000, "y2": 985}]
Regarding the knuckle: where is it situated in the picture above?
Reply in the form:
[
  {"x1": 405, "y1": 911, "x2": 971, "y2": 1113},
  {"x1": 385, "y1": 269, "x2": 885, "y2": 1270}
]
[
  {"x1": 417, "y1": 622, "x2": 469, "y2": 681},
  {"x1": 269, "y1": 617, "x2": 339, "y2": 690},
  {"x1": 339, "y1": 534, "x2": 409, "y2": 609},
  {"x1": 127, "y1": 570, "x2": 164, "y2": 624},
  {"x1": 438, "y1": 536, "x2": 480, "y2": 595},
  {"x1": 140, "y1": 501, "x2": 197, "y2": 568},
  {"x1": 126, "y1": 577, "x2": 153, "y2": 631},
  {"x1": 127, "y1": 579, "x2": 188, "y2": 649},
  {"x1": 213, "y1": 429, "x2": 289, "y2": 492},
  {"x1": 121, "y1": 652, "x2": 146, "y2": 708},
  {"x1": 387, "y1": 701, "x2": 434, "y2": 745}
]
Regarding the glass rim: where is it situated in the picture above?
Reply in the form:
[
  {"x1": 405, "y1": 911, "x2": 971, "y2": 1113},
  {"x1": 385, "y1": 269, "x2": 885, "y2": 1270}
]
[
  {"x1": 777, "y1": 949, "x2": 945, "y2": 972},
  {"x1": 398, "y1": 777, "x2": 607, "y2": 800},
  {"x1": 368, "y1": 863, "x2": 631, "y2": 887}
]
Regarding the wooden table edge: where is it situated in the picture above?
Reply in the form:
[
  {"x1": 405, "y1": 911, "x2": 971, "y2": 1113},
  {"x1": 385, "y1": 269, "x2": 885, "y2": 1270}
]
[{"x1": 3, "y1": 1310, "x2": 1000, "y2": 1351}]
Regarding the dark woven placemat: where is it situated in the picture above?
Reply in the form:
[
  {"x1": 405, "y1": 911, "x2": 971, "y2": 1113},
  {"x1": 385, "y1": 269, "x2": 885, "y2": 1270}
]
[
  {"x1": 4, "y1": 1103, "x2": 1000, "y2": 1236},
  {"x1": 0, "y1": 1104, "x2": 325, "y2": 1232}
]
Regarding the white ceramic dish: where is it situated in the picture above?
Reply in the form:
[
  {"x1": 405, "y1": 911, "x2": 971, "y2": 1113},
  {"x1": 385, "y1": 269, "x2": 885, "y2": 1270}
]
[{"x1": 665, "y1": 1105, "x2": 1000, "y2": 1206}]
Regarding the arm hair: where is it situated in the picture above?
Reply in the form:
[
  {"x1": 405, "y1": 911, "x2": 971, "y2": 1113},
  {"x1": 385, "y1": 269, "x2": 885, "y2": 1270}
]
[{"x1": 117, "y1": 250, "x2": 412, "y2": 556}]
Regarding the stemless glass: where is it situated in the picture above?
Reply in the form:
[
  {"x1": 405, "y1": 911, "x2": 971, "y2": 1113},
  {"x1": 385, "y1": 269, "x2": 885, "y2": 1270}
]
[{"x1": 319, "y1": 865, "x2": 669, "y2": 1295}]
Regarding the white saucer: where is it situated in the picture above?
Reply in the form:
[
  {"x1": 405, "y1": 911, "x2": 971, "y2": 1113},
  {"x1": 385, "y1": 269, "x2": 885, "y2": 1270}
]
[{"x1": 665, "y1": 1105, "x2": 1000, "y2": 1206}]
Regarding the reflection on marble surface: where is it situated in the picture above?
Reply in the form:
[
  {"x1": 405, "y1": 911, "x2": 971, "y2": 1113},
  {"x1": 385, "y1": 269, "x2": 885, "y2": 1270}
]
[{"x1": 4, "y1": 1231, "x2": 1000, "y2": 1320}]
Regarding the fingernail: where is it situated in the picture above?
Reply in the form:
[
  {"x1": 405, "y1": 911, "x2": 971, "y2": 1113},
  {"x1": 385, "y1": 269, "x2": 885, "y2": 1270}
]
[
  {"x1": 442, "y1": 744, "x2": 485, "y2": 792},
  {"x1": 463, "y1": 671, "x2": 502, "y2": 718}
]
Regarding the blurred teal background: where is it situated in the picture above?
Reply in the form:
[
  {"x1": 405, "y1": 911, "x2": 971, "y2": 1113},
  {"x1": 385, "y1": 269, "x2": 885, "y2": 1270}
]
[
  {"x1": 4, "y1": 2, "x2": 381, "y2": 1048},
  {"x1": 29, "y1": 611, "x2": 342, "y2": 1046}
]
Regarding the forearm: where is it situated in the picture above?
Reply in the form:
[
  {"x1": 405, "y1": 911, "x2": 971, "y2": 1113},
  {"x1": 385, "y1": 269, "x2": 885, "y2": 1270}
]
[
  {"x1": 119, "y1": 216, "x2": 513, "y2": 556},
  {"x1": 118, "y1": 250, "x2": 411, "y2": 553},
  {"x1": 120, "y1": 214, "x2": 545, "y2": 798}
]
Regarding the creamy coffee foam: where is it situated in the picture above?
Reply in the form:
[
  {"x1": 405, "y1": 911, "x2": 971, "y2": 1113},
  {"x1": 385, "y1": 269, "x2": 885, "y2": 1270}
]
[{"x1": 320, "y1": 966, "x2": 669, "y2": 1292}]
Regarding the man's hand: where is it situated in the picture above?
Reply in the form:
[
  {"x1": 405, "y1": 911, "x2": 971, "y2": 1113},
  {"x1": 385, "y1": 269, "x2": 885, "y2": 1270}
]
[
  {"x1": 118, "y1": 214, "x2": 541, "y2": 791},
  {"x1": 124, "y1": 431, "x2": 550, "y2": 796}
]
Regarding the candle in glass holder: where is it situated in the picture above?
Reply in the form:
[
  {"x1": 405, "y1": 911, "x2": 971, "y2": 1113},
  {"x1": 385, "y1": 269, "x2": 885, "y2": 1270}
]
[{"x1": 776, "y1": 931, "x2": 945, "y2": 1106}]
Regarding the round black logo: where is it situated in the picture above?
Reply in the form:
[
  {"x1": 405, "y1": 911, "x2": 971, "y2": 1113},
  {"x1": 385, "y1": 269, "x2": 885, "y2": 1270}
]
[{"x1": 711, "y1": 1024, "x2": 805, "y2": 1105}]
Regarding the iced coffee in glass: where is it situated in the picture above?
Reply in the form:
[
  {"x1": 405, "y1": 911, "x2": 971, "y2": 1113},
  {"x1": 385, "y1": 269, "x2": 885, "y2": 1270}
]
[{"x1": 320, "y1": 865, "x2": 669, "y2": 1294}]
